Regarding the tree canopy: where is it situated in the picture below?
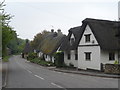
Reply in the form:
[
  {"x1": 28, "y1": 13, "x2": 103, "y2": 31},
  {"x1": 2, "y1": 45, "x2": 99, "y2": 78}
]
[
  {"x1": 30, "y1": 30, "x2": 50, "y2": 50},
  {"x1": 1, "y1": 1, "x2": 25, "y2": 56}
]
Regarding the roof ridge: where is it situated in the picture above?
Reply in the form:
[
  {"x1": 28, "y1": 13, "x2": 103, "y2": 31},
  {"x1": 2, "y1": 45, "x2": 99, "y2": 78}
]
[{"x1": 84, "y1": 18, "x2": 117, "y2": 23}]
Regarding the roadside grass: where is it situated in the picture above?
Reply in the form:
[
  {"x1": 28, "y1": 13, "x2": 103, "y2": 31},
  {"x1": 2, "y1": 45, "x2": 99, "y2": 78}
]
[
  {"x1": 29, "y1": 58, "x2": 55, "y2": 66},
  {"x1": 2, "y1": 56, "x2": 10, "y2": 62}
]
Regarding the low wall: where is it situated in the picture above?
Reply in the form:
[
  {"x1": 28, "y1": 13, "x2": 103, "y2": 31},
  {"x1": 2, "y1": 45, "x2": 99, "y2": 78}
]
[{"x1": 104, "y1": 64, "x2": 120, "y2": 74}]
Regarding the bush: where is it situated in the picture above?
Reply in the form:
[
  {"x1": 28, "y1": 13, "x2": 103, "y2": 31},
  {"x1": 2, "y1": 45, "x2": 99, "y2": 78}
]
[
  {"x1": 29, "y1": 57, "x2": 55, "y2": 66},
  {"x1": 2, "y1": 56, "x2": 10, "y2": 62},
  {"x1": 54, "y1": 51, "x2": 64, "y2": 67},
  {"x1": 114, "y1": 60, "x2": 119, "y2": 64},
  {"x1": 27, "y1": 52, "x2": 37, "y2": 60}
]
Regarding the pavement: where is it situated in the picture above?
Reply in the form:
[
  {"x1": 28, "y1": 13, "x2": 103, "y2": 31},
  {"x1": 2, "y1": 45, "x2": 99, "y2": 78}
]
[{"x1": 47, "y1": 67, "x2": 120, "y2": 79}]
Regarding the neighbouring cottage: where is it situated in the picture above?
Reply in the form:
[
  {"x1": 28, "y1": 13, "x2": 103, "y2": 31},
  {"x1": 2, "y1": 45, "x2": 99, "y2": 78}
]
[
  {"x1": 61, "y1": 18, "x2": 120, "y2": 71},
  {"x1": 60, "y1": 26, "x2": 82, "y2": 67},
  {"x1": 38, "y1": 29, "x2": 66, "y2": 63}
]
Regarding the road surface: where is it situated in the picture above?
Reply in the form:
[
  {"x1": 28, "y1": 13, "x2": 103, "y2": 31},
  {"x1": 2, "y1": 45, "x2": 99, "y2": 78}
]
[{"x1": 6, "y1": 55, "x2": 119, "y2": 88}]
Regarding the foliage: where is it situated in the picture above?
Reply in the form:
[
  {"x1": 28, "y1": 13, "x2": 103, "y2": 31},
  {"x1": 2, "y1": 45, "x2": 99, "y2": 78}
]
[
  {"x1": 114, "y1": 60, "x2": 119, "y2": 64},
  {"x1": 1, "y1": 1, "x2": 25, "y2": 56},
  {"x1": 54, "y1": 51, "x2": 64, "y2": 67},
  {"x1": 28, "y1": 57, "x2": 55, "y2": 66},
  {"x1": 2, "y1": 56, "x2": 10, "y2": 62},
  {"x1": 30, "y1": 30, "x2": 50, "y2": 50},
  {"x1": 27, "y1": 52, "x2": 37, "y2": 60},
  {"x1": 0, "y1": 1, "x2": 16, "y2": 57}
]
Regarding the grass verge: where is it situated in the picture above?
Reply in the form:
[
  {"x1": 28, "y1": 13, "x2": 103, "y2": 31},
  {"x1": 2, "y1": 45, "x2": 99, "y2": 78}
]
[{"x1": 2, "y1": 56, "x2": 10, "y2": 62}]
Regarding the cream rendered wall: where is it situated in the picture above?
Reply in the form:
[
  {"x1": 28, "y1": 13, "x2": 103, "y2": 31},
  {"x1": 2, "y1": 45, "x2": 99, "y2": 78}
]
[
  {"x1": 78, "y1": 25, "x2": 101, "y2": 70},
  {"x1": 64, "y1": 50, "x2": 78, "y2": 67}
]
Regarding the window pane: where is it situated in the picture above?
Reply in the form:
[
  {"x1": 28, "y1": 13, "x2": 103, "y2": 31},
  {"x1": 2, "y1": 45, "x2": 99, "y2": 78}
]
[
  {"x1": 75, "y1": 54, "x2": 78, "y2": 60},
  {"x1": 68, "y1": 54, "x2": 71, "y2": 60},
  {"x1": 85, "y1": 52, "x2": 91, "y2": 60},
  {"x1": 85, "y1": 34, "x2": 91, "y2": 42},
  {"x1": 109, "y1": 53, "x2": 115, "y2": 60}
]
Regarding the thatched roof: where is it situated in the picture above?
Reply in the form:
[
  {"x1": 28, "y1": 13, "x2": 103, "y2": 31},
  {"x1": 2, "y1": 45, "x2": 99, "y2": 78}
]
[
  {"x1": 39, "y1": 31, "x2": 66, "y2": 55},
  {"x1": 80, "y1": 18, "x2": 120, "y2": 51},
  {"x1": 60, "y1": 26, "x2": 82, "y2": 51},
  {"x1": 60, "y1": 18, "x2": 120, "y2": 52}
]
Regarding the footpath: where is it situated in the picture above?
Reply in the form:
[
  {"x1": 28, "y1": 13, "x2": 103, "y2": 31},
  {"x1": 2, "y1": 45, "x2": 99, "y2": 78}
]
[{"x1": 47, "y1": 67, "x2": 120, "y2": 79}]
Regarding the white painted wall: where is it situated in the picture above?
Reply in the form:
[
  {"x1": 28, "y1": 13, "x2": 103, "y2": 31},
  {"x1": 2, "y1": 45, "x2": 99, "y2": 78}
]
[
  {"x1": 78, "y1": 46, "x2": 101, "y2": 70},
  {"x1": 44, "y1": 55, "x2": 55, "y2": 63},
  {"x1": 64, "y1": 50, "x2": 78, "y2": 67},
  {"x1": 78, "y1": 25, "x2": 101, "y2": 70},
  {"x1": 71, "y1": 34, "x2": 75, "y2": 39},
  {"x1": 100, "y1": 50, "x2": 118, "y2": 64},
  {"x1": 79, "y1": 25, "x2": 98, "y2": 45},
  {"x1": 38, "y1": 52, "x2": 43, "y2": 57}
]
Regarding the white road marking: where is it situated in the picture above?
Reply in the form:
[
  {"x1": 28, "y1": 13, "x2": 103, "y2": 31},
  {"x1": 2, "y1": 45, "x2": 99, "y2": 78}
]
[
  {"x1": 34, "y1": 75, "x2": 45, "y2": 80},
  {"x1": 57, "y1": 72, "x2": 62, "y2": 73},
  {"x1": 51, "y1": 82, "x2": 64, "y2": 88},
  {"x1": 63, "y1": 73, "x2": 67, "y2": 75},
  {"x1": 27, "y1": 70, "x2": 32, "y2": 73}
]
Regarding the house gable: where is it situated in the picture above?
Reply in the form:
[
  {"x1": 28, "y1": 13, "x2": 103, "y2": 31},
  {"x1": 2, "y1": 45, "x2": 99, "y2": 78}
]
[
  {"x1": 71, "y1": 34, "x2": 75, "y2": 39},
  {"x1": 79, "y1": 25, "x2": 99, "y2": 46}
]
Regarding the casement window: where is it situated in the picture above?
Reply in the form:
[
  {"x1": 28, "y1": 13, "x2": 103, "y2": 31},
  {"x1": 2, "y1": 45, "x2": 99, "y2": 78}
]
[
  {"x1": 75, "y1": 54, "x2": 78, "y2": 60},
  {"x1": 84, "y1": 34, "x2": 91, "y2": 42},
  {"x1": 85, "y1": 52, "x2": 91, "y2": 60},
  {"x1": 70, "y1": 38, "x2": 75, "y2": 45},
  {"x1": 75, "y1": 50, "x2": 78, "y2": 60},
  {"x1": 109, "y1": 53, "x2": 115, "y2": 60},
  {"x1": 68, "y1": 53, "x2": 71, "y2": 60}
]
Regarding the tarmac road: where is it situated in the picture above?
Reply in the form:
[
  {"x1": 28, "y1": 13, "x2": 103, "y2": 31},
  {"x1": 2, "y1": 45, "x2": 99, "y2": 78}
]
[{"x1": 6, "y1": 55, "x2": 119, "y2": 89}]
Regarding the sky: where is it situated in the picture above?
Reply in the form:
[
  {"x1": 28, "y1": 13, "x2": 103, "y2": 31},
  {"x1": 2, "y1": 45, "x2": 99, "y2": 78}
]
[{"x1": 3, "y1": 0, "x2": 120, "y2": 40}]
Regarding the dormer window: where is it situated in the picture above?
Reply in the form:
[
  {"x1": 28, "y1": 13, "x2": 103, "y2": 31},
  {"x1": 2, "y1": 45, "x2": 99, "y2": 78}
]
[
  {"x1": 84, "y1": 34, "x2": 91, "y2": 42},
  {"x1": 70, "y1": 38, "x2": 75, "y2": 45}
]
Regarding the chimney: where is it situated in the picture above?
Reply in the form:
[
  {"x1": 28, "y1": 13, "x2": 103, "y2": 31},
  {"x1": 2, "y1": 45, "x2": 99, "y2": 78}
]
[
  {"x1": 51, "y1": 29, "x2": 54, "y2": 33},
  {"x1": 57, "y1": 29, "x2": 62, "y2": 35}
]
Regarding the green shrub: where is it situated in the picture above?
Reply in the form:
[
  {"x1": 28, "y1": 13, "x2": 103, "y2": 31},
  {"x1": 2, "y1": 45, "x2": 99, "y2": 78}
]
[
  {"x1": 27, "y1": 52, "x2": 37, "y2": 60},
  {"x1": 54, "y1": 51, "x2": 64, "y2": 67},
  {"x1": 29, "y1": 57, "x2": 55, "y2": 66},
  {"x1": 114, "y1": 60, "x2": 119, "y2": 64},
  {"x1": 2, "y1": 56, "x2": 10, "y2": 62}
]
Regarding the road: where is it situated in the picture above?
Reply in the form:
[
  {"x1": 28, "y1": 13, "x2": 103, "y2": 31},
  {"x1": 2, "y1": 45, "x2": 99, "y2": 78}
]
[{"x1": 6, "y1": 55, "x2": 119, "y2": 88}]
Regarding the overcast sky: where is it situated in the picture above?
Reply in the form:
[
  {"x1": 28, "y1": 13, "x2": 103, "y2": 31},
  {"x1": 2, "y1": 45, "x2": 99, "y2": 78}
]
[{"x1": 4, "y1": 0, "x2": 120, "y2": 40}]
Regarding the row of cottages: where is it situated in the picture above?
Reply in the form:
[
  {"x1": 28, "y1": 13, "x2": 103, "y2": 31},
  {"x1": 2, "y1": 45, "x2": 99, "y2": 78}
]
[
  {"x1": 37, "y1": 29, "x2": 66, "y2": 63},
  {"x1": 60, "y1": 18, "x2": 120, "y2": 71}
]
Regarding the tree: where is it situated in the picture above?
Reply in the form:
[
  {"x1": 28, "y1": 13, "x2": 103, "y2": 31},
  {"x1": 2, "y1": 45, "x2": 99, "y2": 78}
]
[
  {"x1": 0, "y1": 1, "x2": 16, "y2": 56},
  {"x1": 31, "y1": 30, "x2": 50, "y2": 50}
]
